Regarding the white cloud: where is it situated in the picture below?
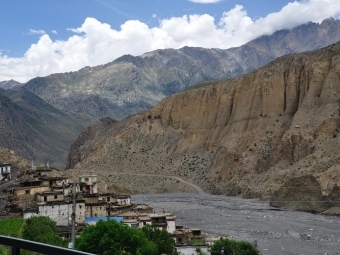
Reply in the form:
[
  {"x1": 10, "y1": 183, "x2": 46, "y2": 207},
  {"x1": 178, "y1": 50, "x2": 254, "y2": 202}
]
[
  {"x1": 189, "y1": 0, "x2": 222, "y2": 3},
  {"x1": 28, "y1": 29, "x2": 46, "y2": 35},
  {"x1": 152, "y1": 14, "x2": 157, "y2": 18},
  {"x1": 51, "y1": 30, "x2": 58, "y2": 34},
  {"x1": 1, "y1": 0, "x2": 340, "y2": 82}
]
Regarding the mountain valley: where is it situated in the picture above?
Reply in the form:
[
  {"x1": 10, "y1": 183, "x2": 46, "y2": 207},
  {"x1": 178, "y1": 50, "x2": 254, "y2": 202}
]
[
  {"x1": 67, "y1": 41, "x2": 340, "y2": 213},
  {"x1": 1, "y1": 18, "x2": 340, "y2": 213},
  {"x1": 0, "y1": 89, "x2": 92, "y2": 169}
]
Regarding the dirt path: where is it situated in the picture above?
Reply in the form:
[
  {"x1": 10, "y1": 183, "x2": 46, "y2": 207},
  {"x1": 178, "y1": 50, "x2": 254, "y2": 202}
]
[{"x1": 107, "y1": 172, "x2": 205, "y2": 195}]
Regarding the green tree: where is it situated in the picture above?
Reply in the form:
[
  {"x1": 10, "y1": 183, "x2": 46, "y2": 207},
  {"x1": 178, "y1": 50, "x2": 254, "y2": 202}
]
[
  {"x1": 141, "y1": 224, "x2": 177, "y2": 255},
  {"x1": 22, "y1": 216, "x2": 68, "y2": 248},
  {"x1": 76, "y1": 220, "x2": 156, "y2": 255},
  {"x1": 0, "y1": 245, "x2": 10, "y2": 255},
  {"x1": 210, "y1": 238, "x2": 259, "y2": 255}
]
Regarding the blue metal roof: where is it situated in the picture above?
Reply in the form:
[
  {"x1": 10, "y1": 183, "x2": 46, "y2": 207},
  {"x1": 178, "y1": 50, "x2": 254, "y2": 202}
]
[{"x1": 85, "y1": 216, "x2": 123, "y2": 224}]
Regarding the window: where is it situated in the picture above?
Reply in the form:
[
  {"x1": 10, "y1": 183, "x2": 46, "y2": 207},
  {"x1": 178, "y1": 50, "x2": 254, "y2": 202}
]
[
  {"x1": 79, "y1": 205, "x2": 82, "y2": 209},
  {"x1": 25, "y1": 190, "x2": 30, "y2": 194},
  {"x1": 107, "y1": 197, "x2": 110, "y2": 202},
  {"x1": 85, "y1": 178, "x2": 89, "y2": 182},
  {"x1": 54, "y1": 195, "x2": 57, "y2": 199}
]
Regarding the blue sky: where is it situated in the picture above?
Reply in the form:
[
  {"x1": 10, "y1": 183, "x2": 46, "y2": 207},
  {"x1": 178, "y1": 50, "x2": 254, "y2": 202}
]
[{"x1": 0, "y1": 0, "x2": 340, "y2": 82}]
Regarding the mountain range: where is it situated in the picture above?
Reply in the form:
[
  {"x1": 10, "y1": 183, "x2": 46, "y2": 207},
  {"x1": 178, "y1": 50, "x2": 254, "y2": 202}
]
[
  {"x1": 0, "y1": 88, "x2": 91, "y2": 169},
  {"x1": 22, "y1": 18, "x2": 340, "y2": 120},
  {"x1": 0, "y1": 80, "x2": 23, "y2": 90},
  {"x1": 0, "y1": 18, "x2": 340, "y2": 189},
  {"x1": 66, "y1": 41, "x2": 340, "y2": 213}
]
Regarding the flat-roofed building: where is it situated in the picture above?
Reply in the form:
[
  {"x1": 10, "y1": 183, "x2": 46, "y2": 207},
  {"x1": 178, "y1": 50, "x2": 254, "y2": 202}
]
[
  {"x1": 24, "y1": 200, "x2": 86, "y2": 226},
  {"x1": 116, "y1": 195, "x2": 131, "y2": 206},
  {"x1": 78, "y1": 175, "x2": 98, "y2": 194},
  {"x1": 35, "y1": 192, "x2": 64, "y2": 202},
  {"x1": 98, "y1": 193, "x2": 118, "y2": 204},
  {"x1": 85, "y1": 202, "x2": 107, "y2": 217},
  {"x1": 11, "y1": 186, "x2": 50, "y2": 196},
  {"x1": 0, "y1": 163, "x2": 11, "y2": 181}
]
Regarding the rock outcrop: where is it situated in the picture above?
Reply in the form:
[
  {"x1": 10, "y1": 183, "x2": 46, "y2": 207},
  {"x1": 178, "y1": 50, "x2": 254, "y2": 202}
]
[
  {"x1": 67, "y1": 42, "x2": 340, "y2": 213},
  {"x1": 270, "y1": 175, "x2": 340, "y2": 213}
]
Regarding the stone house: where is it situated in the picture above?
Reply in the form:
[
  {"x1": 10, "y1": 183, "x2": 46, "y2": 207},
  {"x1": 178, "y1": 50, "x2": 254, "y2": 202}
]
[
  {"x1": 120, "y1": 211, "x2": 176, "y2": 234},
  {"x1": 44, "y1": 176, "x2": 68, "y2": 188},
  {"x1": 0, "y1": 163, "x2": 11, "y2": 181},
  {"x1": 11, "y1": 186, "x2": 50, "y2": 196},
  {"x1": 35, "y1": 192, "x2": 64, "y2": 202},
  {"x1": 85, "y1": 202, "x2": 107, "y2": 217},
  {"x1": 35, "y1": 169, "x2": 52, "y2": 177},
  {"x1": 98, "y1": 193, "x2": 118, "y2": 203},
  {"x1": 116, "y1": 195, "x2": 131, "y2": 206},
  {"x1": 134, "y1": 204, "x2": 153, "y2": 214},
  {"x1": 23, "y1": 200, "x2": 86, "y2": 226},
  {"x1": 173, "y1": 227, "x2": 203, "y2": 244},
  {"x1": 78, "y1": 175, "x2": 98, "y2": 194}
]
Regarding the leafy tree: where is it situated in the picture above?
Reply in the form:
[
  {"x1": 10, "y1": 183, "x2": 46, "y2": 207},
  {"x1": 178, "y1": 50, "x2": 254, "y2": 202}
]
[
  {"x1": 0, "y1": 245, "x2": 10, "y2": 255},
  {"x1": 195, "y1": 247, "x2": 207, "y2": 255},
  {"x1": 76, "y1": 220, "x2": 156, "y2": 255},
  {"x1": 210, "y1": 238, "x2": 259, "y2": 255},
  {"x1": 141, "y1": 224, "x2": 177, "y2": 255},
  {"x1": 22, "y1": 216, "x2": 68, "y2": 248}
]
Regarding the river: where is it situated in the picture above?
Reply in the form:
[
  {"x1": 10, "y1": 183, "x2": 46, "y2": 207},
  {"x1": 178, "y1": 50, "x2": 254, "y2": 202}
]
[{"x1": 132, "y1": 193, "x2": 340, "y2": 255}]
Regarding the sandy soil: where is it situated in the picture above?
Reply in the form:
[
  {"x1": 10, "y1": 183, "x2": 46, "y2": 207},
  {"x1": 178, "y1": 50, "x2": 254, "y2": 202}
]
[{"x1": 133, "y1": 193, "x2": 340, "y2": 255}]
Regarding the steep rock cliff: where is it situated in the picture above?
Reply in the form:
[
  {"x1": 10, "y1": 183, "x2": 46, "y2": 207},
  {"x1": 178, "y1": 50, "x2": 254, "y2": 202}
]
[{"x1": 67, "y1": 42, "x2": 340, "y2": 212}]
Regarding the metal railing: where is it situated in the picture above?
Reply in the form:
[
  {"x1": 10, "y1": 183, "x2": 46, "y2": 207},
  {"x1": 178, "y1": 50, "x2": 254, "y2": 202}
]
[{"x1": 0, "y1": 235, "x2": 95, "y2": 255}]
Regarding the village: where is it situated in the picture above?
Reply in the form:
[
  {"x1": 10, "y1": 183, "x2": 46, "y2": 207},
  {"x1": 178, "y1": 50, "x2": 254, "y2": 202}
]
[{"x1": 0, "y1": 163, "x2": 219, "y2": 253}]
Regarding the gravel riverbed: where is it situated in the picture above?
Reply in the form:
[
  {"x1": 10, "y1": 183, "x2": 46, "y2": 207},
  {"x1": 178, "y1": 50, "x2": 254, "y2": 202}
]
[{"x1": 132, "y1": 193, "x2": 340, "y2": 255}]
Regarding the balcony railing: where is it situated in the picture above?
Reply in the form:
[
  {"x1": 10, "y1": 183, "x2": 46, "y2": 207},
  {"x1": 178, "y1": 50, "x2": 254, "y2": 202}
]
[{"x1": 0, "y1": 235, "x2": 94, "y2": 255}]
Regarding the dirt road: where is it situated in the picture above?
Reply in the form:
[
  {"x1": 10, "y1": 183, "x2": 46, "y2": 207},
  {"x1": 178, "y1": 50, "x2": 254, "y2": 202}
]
[
  {"x1": 129, "y1": 173, "x2": 205, "y2": 195},
  {"x1": 107, "y1": 172, "x2": 205, "y2": 194},
  {"x1": 133, "y1": 193, "x2": 340, "y2": 255}
]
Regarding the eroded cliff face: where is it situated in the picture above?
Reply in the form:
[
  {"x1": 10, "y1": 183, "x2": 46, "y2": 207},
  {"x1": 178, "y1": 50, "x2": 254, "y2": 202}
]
[{"x1": 67, "y1": 42, "x2": 340, "y2": 212}]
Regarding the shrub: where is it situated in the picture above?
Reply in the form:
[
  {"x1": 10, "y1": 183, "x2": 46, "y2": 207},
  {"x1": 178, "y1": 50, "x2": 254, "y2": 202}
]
[
  {"x1": 210, "y1": 238, "x2": 259, "y2": 255},
  {"x1": 76, "y1": 220, "x2": 156, "y2": 255},
  {"x1": 22, "y1": 216, "x2": 68, "y2": 248}
]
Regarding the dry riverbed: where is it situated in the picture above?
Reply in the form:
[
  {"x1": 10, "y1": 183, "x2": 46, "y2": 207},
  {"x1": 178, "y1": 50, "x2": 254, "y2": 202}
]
[{"x1": 133, "y1": 193, "x2": 340, "y2": 255}]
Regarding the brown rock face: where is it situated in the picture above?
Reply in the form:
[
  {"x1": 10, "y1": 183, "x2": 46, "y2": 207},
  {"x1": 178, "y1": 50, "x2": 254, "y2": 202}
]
[
  {"x1": 67, "y1": 42, "x2": 340, "y2": 212},
  {"x1": 66, "y1": 117, "x2": 117, "y2": 170},
  {"x1": 270, "y1": 175, "x2": 340, "y2": 213}
]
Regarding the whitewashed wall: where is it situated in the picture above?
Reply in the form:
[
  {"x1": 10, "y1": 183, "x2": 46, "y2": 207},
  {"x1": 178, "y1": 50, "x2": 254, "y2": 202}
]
[
  {"x1": 38, "y1": 204, "x2": 69, "y2": 226},
  {"x1": 176, "y1": 246, "x2": 209, "y2": 255}
]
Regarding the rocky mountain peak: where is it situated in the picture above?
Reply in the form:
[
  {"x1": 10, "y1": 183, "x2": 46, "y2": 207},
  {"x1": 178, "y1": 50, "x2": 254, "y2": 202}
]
[{"x1": 21, "y1": 18, "x2": 340, "y2": 120}]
